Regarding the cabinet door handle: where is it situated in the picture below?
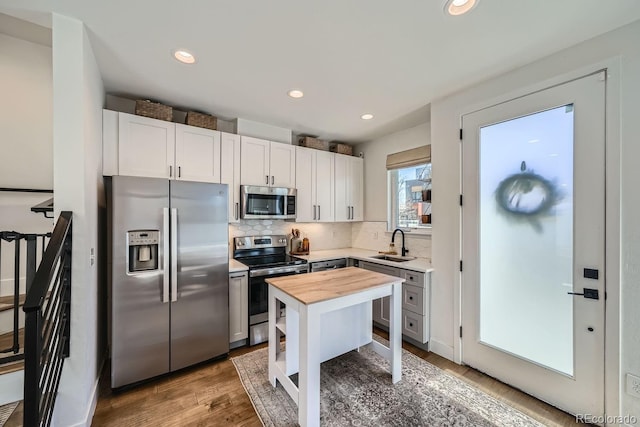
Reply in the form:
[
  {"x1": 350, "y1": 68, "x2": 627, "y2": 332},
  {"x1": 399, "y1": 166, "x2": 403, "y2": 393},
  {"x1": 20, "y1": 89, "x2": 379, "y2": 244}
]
[
  {"x1": 266, "y1": 175, "x2": 269, "y2": 184},
  {"x1": 347, "y1": 206, "x2": 350, "y2": 219},
  {"x1": 178, "y1": 166, "x2": 181, "y2": 178},
  {"x1": 169, "y1": 165, "x2": 173, "y2": 178},
  {"x1": 313, "y1": 205, "x2": 317, "y2": 220},
  {"x1": 235, "y1": 202, "x2": 239, "y2": 220},
  {"x1": 318, "y1": 205, "x2": 321, "y2": 221},
  {"x1": 409, "y1": 296, "x2": 413, "y2": 300},
  {"x1": 271, "y1": 175, "x2": 274, "y2": 185}
]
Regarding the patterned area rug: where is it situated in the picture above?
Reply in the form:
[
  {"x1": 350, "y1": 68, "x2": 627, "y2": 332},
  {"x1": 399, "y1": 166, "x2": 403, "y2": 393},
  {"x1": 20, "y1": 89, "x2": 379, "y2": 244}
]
[
  {"x1": 0, "y1": 402, "x2": 18, "y2": 427},
  {"x1": 232, "y1": 338, "x2": 544, "y2": 427}
]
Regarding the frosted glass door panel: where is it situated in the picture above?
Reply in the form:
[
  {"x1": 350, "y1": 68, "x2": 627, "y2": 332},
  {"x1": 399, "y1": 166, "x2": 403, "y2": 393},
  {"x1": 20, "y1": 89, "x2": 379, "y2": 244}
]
[{"x1": 479, "y1": 105, "x2": 574, "y2": 376}]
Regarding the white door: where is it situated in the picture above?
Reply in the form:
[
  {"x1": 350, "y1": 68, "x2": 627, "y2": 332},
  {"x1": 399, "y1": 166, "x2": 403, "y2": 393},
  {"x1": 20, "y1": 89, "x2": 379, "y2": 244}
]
[
  {"x1": 295, "y1": 146, "x2": 315, "y2": 222},
  {"x1": 240, "y1": 136, "x2": 270, "y2": 186},
  {"x1": 334, "y1": 154, "x2": 350, "y2": 221},
  {"x1": 461, "y1": 72, "x2": 605, "y2": 416},
  {"x1": 118, "y1": 112, "x2": 175, "y2": 179},
  {"x1": 221, "y1": 132, "x2": 241, "y2": 222},
  {"x1": 315, "y1": 150, "x2": 334, "y2": 222},
  {"x1": 175, "y1": 124, "x2": 221, "y2": 183},
  {"x1": 270, "y1": 142, "x2": 296, "y2": 188},
  {"x1": 349, "y1": 156, "x2": 364, "y2": 221}
]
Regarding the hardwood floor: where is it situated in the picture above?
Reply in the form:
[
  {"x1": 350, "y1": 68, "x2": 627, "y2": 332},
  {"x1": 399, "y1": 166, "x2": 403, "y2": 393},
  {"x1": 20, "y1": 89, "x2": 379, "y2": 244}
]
[
  {"x1": 92, "y1": 331, "x2": 582, "y2": 427},
  {"x1": 0, "y1": 328, "x2": 24, "y2": 374}
]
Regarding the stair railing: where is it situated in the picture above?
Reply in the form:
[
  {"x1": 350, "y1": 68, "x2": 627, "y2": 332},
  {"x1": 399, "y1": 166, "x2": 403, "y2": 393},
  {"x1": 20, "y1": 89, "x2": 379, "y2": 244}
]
[
  {"x1": 0, "y1": 230, "x2": 51, "y2": 364},
  {"x1": 23, "y1": 211, "x2": 72, "y2": 427}
]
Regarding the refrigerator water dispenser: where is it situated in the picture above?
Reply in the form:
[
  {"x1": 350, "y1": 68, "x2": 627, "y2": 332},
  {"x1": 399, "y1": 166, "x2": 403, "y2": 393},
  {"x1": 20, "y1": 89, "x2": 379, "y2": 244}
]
[{"x1": 127, "y1": 230, "x2": 159, "y2": 273}]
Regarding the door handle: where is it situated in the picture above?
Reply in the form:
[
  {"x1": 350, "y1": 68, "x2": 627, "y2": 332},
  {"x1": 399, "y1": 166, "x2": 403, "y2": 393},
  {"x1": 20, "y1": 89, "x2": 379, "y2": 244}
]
[
  {"x1": 266, "y1": 175, "x2": 269, "y2": 185},
  {"x1": 567, "y1": 288, "x2": 599, "y2": 300},
  {"x1": 235, "y1": 202, "x2": 239, "y2": 220},
  {"x1": 271, "y1": 175, "x2": 274, "y2": 185},
  {"x1": 178, "y1": 166, "x2": 181, "y2": 178},
  {"x1": 169, "y1": 165, "x2": 173, "y2": 178},
  {"x1": 318, "y1": 205, "x2": 320, "y2": 221},
  {"x1": 170, "y1": 208, "x2": 178, "y2": 302},
  {"x1": 313, "y1": 205, "x2": 317, "y2": 220},
  {"x1": 162, "y1": 208, "x2": 170, "y2": 303}
]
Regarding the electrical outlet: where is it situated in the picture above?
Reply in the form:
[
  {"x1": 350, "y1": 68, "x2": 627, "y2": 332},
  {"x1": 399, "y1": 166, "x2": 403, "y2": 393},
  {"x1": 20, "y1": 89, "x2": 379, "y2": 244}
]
[{"x1": 627, "y1": 373, "x2": 640, "y2": 398}]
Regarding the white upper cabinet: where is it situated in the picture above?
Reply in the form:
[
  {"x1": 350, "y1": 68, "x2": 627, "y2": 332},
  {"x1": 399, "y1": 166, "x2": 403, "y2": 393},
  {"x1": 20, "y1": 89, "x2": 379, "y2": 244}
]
[
  {"x1": 175, "y1": 123, "x2": 220, "y2": 183},
  {"x1": 335, "y1": 154, "x2": 363, "y2": 222},
  {"x1": 295, "y1": 147, "x2": 334, "y2": 222},
  {"x1": 221, "y1": 132, "x2": 242, "y2": 223},
  {"x1": 118, "y1": 112, "x2": 176, "y2": 179},
  {"x1": 240, "y1": 136, "x2": 296, "y2": 188},
  {"x1": 270, "y1": 142, "x2": 296, "y2": 188},
  {"x1": 105, "y1": 111, "x2": 222, "y2": 183},
  {"x1": 240, "y1": 136, "x2": 270, "y2": 186}
]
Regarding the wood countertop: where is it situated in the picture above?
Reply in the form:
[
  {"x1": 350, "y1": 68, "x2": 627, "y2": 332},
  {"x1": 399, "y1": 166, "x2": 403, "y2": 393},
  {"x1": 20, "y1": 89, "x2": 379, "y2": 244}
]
[{"x1": 265, "y1": 266, "x2": 404, "y2": 305}]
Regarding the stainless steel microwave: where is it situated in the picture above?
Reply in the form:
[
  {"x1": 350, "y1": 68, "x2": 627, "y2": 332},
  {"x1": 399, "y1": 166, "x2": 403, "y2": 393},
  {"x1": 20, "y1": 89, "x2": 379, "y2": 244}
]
[{"x1": 240, "y1": 186, "x2": 296, "y2": 220}]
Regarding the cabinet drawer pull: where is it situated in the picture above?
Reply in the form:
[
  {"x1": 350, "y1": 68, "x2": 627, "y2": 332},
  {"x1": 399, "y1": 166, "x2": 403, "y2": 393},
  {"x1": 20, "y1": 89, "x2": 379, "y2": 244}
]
[
  {"x1": 409, "y1": 296, "x2": 413, "y2": 300},
  {"x1": 409, "y1": 322, "x2": 414, "y2": 327}
]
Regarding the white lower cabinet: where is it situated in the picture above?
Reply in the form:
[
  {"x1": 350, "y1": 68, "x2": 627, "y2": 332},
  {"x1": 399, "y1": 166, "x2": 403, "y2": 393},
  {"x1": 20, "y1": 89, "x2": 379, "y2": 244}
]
[
  {"x1": 358, "y1": 260, "x2": 430, "y2": 345},
  {"x1": 229, "y1": 271, "x2": 248, "y2": 345}
]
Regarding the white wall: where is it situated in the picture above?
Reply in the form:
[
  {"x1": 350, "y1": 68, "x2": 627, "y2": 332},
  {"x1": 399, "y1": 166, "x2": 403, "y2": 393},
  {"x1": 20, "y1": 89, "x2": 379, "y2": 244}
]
[
  {"x1": 351, "y1": 123, "x2": 432, "y2": 261},
  {"x1": 355, "y1": 122, "x2": 430, "y2": 222},
  {"x1": 51, "y1": 14, "x2": 105, "y2": 427},
  {"x1": 0, "y1": 32, "x2": 52, "y2": 189},
  {"x1": 0, "y1": 31, "x2": 54, "y2": 298},
  {"x1": 431, "y1": 19, "x2": 639, "y2": 420}
]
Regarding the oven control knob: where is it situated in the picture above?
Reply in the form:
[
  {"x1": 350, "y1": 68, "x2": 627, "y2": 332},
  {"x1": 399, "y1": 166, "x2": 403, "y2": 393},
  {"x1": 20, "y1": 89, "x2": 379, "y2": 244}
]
[
  {"x1": 237, "y1": 241, "x2": 244, "y2": 246},
  {"x1": 279, "y1": 238, "x2": 286, "y2": 243}
]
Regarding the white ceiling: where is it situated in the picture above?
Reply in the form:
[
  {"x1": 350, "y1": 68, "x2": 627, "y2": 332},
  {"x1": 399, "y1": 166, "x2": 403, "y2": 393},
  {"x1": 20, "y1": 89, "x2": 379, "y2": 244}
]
[{"x1": 2, "y1": 1, "x2": 640, "y2": 143}]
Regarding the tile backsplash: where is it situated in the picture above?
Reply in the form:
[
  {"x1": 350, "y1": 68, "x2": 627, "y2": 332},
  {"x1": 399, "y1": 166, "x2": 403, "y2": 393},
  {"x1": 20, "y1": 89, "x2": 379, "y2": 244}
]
[
  {"x1": 229, "y1": 220, "x2": 352, "y2": 251},
  {"x1": 229, "y1": 220, "x2": 431, "y2": 260},
  {"x1": 352, "y1": 222, "x2": 432, "y2": 260}
]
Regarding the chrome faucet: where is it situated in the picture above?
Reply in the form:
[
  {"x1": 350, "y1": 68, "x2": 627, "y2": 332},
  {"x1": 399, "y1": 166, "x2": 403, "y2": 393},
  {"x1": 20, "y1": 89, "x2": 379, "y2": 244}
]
[{"x1": 391, "y1": 229, "x2": 408, "y2": 257}]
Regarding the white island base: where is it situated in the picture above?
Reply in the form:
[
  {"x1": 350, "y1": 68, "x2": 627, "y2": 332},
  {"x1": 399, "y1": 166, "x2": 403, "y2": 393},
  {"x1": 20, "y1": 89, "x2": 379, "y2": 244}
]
[{"x1": 267, "y1": 267, "x2": 404, "y2": 427}]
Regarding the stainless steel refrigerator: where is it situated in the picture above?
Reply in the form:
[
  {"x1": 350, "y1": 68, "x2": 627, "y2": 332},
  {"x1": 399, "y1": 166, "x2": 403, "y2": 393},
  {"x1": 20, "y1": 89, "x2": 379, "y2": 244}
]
[{"x1": 107, "y1": 176, "x2": 229, "y2": 389}]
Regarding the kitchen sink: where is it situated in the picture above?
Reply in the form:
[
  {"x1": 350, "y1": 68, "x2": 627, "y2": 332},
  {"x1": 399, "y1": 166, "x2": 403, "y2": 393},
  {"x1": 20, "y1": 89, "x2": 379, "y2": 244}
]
[{"x1": 369, "y1": 255, "x2": 416, "y2": 263}]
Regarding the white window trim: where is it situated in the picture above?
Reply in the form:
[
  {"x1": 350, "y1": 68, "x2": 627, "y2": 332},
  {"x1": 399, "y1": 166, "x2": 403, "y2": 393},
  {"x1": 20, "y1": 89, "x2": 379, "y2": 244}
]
[{"x1": 387, "y1": 169, "x2": 432, "y2": 236}]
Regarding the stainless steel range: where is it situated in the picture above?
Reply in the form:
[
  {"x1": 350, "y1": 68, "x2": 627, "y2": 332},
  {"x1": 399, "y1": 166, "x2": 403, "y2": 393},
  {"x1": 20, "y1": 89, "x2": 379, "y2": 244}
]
[{"x1": 233, "y1": 235, "x2": 308, "y2": 345}]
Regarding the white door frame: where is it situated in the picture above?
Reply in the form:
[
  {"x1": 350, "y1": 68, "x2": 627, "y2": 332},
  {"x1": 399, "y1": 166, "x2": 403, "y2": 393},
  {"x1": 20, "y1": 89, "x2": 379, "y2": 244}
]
[{"x1": 452, "y1": 59, "x2": 621, "y2": 421}]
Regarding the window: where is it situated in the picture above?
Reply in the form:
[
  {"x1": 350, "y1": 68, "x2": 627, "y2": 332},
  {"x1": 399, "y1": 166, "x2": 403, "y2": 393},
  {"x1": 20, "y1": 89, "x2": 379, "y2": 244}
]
[{"x1": 387, "y1": 145, "x2": 431, "y2": 233}]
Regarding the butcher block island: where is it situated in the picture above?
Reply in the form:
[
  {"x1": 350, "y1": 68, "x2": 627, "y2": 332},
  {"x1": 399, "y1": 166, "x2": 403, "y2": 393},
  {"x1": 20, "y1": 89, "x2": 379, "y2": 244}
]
[{"x1": 266, "y1": 267, "x2": 405, "y2": 427}]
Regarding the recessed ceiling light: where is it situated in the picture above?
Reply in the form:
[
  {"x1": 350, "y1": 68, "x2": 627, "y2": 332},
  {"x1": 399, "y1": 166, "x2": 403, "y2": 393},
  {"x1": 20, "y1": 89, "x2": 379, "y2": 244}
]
[
  {"x1": 444, "y1": 0, "x2": 479, "y2": 16},
  {"x1": 173, "y1": 49, "x2": 196, "y2": 64},
  {"x1": 361, "y1": 113, "x2": 374, "y2": 120},
  {"x1": 288, "y1": 89, "x2": 304, "y2": 99}
]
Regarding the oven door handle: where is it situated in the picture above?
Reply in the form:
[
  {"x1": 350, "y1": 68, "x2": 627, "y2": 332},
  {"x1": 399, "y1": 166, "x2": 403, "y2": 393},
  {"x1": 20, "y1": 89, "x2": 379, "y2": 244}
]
[{"x1": 250, "y1": 266, "x2": 308, "y2": 277}]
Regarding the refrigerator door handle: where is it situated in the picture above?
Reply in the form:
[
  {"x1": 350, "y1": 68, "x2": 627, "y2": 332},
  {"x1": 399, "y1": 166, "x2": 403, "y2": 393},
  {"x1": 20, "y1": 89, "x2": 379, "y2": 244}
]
[
  {"x1": 162, "y1": 208, "x2": 170, "y2": 303},
  {"x1": 171, "y1": 208, "x2": 178, "y2": 302}
]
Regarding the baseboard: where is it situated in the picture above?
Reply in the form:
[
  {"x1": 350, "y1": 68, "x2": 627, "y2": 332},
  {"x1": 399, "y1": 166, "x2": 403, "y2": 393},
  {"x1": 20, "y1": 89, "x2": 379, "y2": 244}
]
[
  {"x1": 0, "y1": 370, "x2": 23, "y2": 405},
  {"x1": 428, "y1": 339, "x2": 454, "y2": 361}
]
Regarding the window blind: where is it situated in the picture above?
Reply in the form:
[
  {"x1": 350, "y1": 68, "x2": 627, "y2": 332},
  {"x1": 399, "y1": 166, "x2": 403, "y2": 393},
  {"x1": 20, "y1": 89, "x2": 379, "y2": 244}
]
[{"x1": 386, "y1": 145, "x2": 431, "y2": 170}]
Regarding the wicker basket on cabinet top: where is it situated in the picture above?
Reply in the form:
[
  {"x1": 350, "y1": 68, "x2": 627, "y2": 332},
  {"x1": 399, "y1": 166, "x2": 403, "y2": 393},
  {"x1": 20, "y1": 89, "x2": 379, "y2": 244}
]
[
  {"x1": 298, "y1": 136, "x2": 329, "y2": 151},
  {"x1": 330, "y1": 142, "x2": 353, "y2": 156},
  {"x1": 135, "y1": 100, "x2": 173, "y2": 121},
  {"x1": 185, "y1": 111, "x2": 217, "y2": 130}
]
